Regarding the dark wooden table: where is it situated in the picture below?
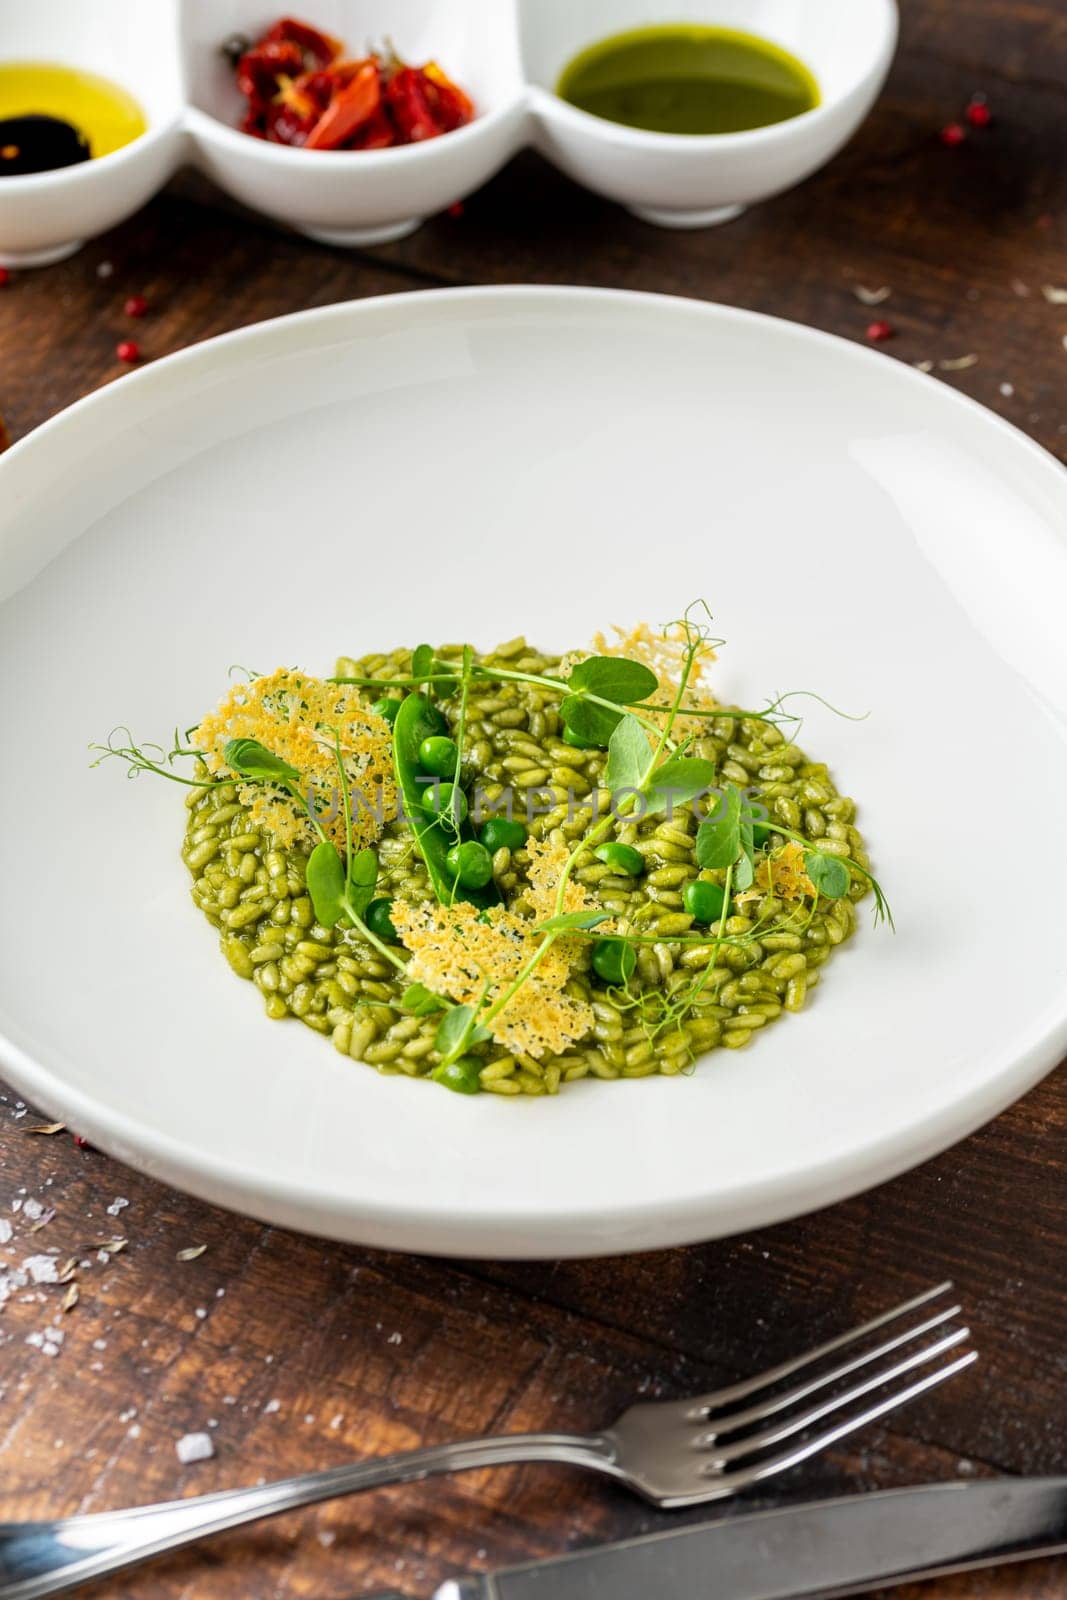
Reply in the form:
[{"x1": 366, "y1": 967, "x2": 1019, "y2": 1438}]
[{"x1": 1, "y1": 2, "x2": 1064, "y2": 1595}]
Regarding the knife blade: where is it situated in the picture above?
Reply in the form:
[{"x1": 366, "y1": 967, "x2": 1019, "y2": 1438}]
[{"x1": 422, "y1": 1477, "x2": 1067, "y2": 1600}]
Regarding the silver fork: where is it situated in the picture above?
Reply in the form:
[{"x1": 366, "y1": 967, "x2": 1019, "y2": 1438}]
[{"x1": 0, "y1": 1282, "x2": 975, "y2": 1600}]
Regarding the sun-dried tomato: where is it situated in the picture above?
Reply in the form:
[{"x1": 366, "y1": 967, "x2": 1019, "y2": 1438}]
[
  {"x1": 231, "y1": 18, "x2": 475, "y2": 150},
  {"x1": 385, "y1": 67, "x2": 439, "y2": 143},
  {"x1": 236, "y1": 39, "x2": 304, "y2": 108},
  {"x1": 304, "y1": 60, "x2": 381, "y2": 150},
  {"x1": 422, "y1": 62, "x2": 475, "y2": 132},
  {"x1": 262, "y1": 17, "x2": 342, "y2": 70},
  {"x1": 344, "y1": 105, "x2": 395, "y2": 150}
]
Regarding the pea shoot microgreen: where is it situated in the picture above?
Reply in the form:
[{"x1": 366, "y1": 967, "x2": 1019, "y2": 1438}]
[
  {"x1": 434, "y1": 1002, "x2": 492, "y2": 1058},
  {"x1": 534, "y1": 909, "x2": 613, "y2": 934},
  {"x1": 402, "y1": 982, "x2": 447, "y2": 1016},
  {"x1": 802, "y1": 850, "x2": 851, "y2": 901},
  {"x1": 89, "y1": 728, "x2": 216, "y2": 788}
]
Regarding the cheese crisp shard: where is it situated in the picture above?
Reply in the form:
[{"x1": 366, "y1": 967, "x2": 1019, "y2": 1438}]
[
  {"x1": 524, "y1": 835, "x2": 602, "y2": 922},
  {"x1": 391, "y1": 899, "x2": 595, "y2": 1059},
  {"x1": 192, "y1": 668, "x2": 396, "y2": 851}
]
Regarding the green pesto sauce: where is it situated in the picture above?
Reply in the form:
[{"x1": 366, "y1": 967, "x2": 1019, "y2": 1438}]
[{"x1": 556, "y1": 24, "x2": 819, "y2": 135}]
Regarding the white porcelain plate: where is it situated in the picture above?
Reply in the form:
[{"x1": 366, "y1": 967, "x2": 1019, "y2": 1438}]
[{"x1": 1, "y1": 288, "x2": 1065, "y2": 1258}]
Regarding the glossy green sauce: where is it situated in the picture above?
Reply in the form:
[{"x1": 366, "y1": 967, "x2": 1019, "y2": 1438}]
[{"x1": 556, "y1": 24, "x2": 819, "y2": 135}]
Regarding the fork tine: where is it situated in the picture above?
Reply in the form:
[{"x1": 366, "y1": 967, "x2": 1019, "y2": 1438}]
[
  {"x1": 684, "y1": 1281, "x2": 955, "y2": 1417},
  {"x1": 703, "y1": 1325, "x2": 971, "y2": 1464},
  {"x1": 673, "y1": 1347, "x2": 978, "y2": 1506},
  {"x1": 699, "y1": 1302, "x2": 962, "y2": 1435}
]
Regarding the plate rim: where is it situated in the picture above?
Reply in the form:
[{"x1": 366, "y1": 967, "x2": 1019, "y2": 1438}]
[{"x1": 2, "y1": 283, "x2": 1066, "y2": 1258}]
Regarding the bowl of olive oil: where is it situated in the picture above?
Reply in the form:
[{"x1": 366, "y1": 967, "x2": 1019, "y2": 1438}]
[
  {"x1": 556, "y1": 25, "x2": 820, "y2": 137},
  {"x1": 522, "y1": 0, "x2": 897, "y2": 228},
  {"x1": 0, "y1": 0, "x2": 182, "y2": 268},
  {"x1": 0, "y1": 63, "x2": 147, "y2": 176}
]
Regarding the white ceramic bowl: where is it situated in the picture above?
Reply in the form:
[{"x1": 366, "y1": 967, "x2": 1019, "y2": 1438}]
[
  {"x1": 523, "y1": 0, "x2": 899, "y2": 228},
  {"x1": 0, "y1": 0, "x2": 897, "y2": 263},
  {"x1": 0, "y1": 0, "x2": 184, "y2": 268},
  {"x1": 1, "y1": 288, "x2": 1065, "y2": 1259},
  {"x1": 182, "y1": 0, "x2": 528, "y2": 247}
]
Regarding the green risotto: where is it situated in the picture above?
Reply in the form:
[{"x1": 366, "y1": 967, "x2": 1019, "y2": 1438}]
[{"x1": 167, "y1": 625, "x2": 883, "y2": 1097}]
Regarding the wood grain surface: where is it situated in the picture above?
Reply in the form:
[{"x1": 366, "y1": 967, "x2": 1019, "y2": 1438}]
[{"x1": 0, "y1": 1, "x2": 1064, "y2": 1595}]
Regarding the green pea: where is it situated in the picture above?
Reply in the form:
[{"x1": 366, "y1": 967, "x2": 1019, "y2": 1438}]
[
  {"x1": 683, "y1": 879, "x2": 727, "y2": 924},
  {"x1": 594, "y1": 842, "x2": 644, "y2": 877},
  {"x1": 431, "y1": 1056, "x2": 482, "y2": 1094},
  {"x1": 370, "y1": 697, "x2": 402, "y2": 726},
  {"x1": 419, "y1": 781, "x2": 468, "y2": 826},
  {"x1": 419, "y1": 735, "x2": 458, "y2": 778},
  {"x1": 445, "y1": 840, "x2": 494, "y2": 889},
  {"x1": 591, "y1": 937, "x2": 637, "y2": 985},
  {"x1": 478, "y1": 817, "x2": 527, "y2": 853},
  {"x1": 364, "y1": 897, "x2": 400, "y2": 943}
]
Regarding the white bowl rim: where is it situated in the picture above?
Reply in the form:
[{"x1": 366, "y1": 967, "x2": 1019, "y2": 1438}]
[
  {"x1": 529, "y1": 0, "x2": 899, "y2": 153},
  {"x1": 2, "y1": 285, "x2": 1065, "y2": 1257}
]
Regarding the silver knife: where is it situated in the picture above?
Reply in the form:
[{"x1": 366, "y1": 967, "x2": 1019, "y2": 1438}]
[{"x1": 368, "y1": 1477, "x2": 1067, "y2": 1599}]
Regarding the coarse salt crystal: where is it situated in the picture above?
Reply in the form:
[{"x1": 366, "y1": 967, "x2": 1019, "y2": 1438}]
[
  {"x1": 106, "y1": 1198, "x2": 129, "y2": 1217},
  {"x1": 22, "y1": 1199, "x2": 44, "y2": 1221},
  {"x1": 175, "y1": 1432, "x2": 215, "y2": 1464},
  {"x1": 26, "y1": 1327, "x2": 64, "y2": 1356},
  {"x1": 0, "y1": 1220, "x2": 11, "y2": 1244},
  {"x1": 23, "y1": 1255, "x2": 59, "y2": 1284},
  {"x1": 263, "y1": 1398, "x2": 281, "y2": 1415}
]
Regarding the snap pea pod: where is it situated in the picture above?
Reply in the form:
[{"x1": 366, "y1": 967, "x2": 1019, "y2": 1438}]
[{"x1": 392, "y1": 692, "x2": 498, "y2": 909}]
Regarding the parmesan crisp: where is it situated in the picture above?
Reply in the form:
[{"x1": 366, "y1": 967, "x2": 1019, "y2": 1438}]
[
  {"x1": 391, "y1": 898, "x2": 595, "y2": 1059},
  {"x1": 193, "y1": 668, "x2": 395, "y2": 852},
  {"x1": 524, "y1": 835, "x2": 600, "y2": 921}
]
